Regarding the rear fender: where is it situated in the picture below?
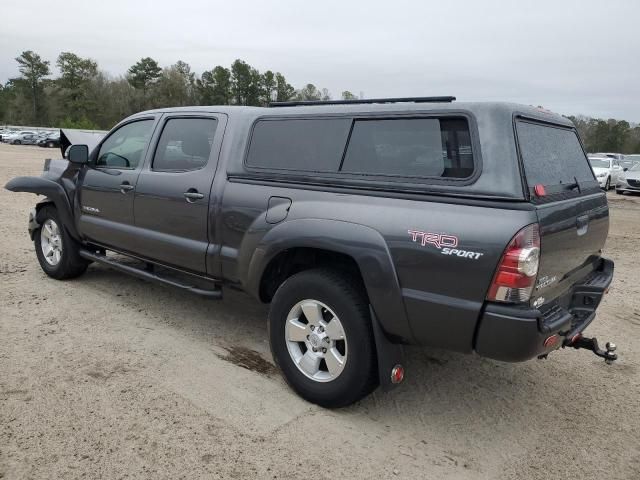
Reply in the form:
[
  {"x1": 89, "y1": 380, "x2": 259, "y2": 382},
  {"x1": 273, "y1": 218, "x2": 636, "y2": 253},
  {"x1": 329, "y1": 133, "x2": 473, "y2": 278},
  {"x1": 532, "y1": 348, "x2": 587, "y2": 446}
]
[
  {"x1": 246, "y1": 218, "x2": 414, "y2": 343},
  {"x1": 4, "y1": 176, "x2": 79, "y2": 240}
]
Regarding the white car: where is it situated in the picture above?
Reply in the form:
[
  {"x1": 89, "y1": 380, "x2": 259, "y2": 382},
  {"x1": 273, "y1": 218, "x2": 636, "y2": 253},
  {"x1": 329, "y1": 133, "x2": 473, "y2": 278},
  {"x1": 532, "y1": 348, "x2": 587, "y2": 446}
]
[
  {"x1": 1, "y1": 130, "x2": 37, "y2": 144},
  {"x1": 588, "y1": 156, "x2": 624, "y2": 190}
]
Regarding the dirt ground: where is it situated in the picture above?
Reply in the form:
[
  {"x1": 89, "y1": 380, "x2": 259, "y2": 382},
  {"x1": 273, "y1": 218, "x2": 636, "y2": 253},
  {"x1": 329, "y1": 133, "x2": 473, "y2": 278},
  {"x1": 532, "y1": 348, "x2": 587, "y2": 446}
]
[{"x1": 0, "y1": 143, "x2": 638, "y2": 480}]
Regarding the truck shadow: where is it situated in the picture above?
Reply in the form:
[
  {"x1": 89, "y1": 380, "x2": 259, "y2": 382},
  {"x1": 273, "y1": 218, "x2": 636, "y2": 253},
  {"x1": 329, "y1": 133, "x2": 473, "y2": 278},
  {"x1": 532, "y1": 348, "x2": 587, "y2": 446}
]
[{"x1": 79, "y1": 264, "x2": 629, "y2": 429}]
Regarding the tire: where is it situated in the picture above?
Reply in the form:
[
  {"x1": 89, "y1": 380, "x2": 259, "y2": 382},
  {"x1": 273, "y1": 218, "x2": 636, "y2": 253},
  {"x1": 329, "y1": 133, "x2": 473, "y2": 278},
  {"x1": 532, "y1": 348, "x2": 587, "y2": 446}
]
[
  {"x1": 616, "y1": 189, "x2": 624, "y2": 195},
  {"x1": 268, "y1": 268, "x2": 378, "y2": 408},
  {"x1": 604, "y1": 177, "x2": 611, "y2": 190},
  {"x1": 13, "y1": 140, "x2": 21, "y2": 145},
  {"x1": 47, "y1": 142, "x2": 54, "y2": 148},
  {"x1": 34, "y1": 206, "x2": 88, "y2": 280}
]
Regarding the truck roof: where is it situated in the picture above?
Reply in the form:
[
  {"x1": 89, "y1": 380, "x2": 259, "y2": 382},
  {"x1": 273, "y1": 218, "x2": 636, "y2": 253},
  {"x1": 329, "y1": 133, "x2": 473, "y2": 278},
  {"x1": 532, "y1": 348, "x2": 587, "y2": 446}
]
[{"x1": 135, "y1": 101, "x2": 573, "y2": 127}]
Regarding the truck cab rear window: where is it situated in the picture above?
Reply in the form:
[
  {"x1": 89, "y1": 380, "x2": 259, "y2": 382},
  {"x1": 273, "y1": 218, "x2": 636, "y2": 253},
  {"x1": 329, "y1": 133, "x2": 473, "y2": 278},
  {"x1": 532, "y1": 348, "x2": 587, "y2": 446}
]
[
  {"x1": 341, "y1": 118, "x2": 473, "y2": 178},
  {"x1": 516, "y1": 121, "x2": 595, "y2": 188}
]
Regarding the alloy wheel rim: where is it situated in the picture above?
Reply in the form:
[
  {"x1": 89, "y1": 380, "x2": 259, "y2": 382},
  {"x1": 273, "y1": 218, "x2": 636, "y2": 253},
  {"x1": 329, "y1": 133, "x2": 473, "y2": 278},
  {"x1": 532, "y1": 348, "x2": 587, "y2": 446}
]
[
  {"x1": 40, "y1": 219, "x2": 63, "y2": 266},
  {"x1": 285, "y1": 299, "x2": 348, "y2": 382}
]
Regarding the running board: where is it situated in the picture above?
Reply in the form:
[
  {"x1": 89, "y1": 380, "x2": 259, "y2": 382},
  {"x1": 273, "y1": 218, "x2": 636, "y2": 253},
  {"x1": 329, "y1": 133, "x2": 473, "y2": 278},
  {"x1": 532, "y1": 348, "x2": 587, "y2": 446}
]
[{"x1": 79, "y1": 250, "x2": 223, "y2": 299}]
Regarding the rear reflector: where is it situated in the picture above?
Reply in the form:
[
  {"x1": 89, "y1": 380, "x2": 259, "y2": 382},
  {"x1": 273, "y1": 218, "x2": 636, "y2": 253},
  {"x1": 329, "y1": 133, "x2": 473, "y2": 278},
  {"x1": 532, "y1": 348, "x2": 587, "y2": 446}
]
[
  {"x1": 390, "y1": 365, "x2": 405, "y2": 384},
  {"x1": 534, "y1": 184, "x2": 546, "y2": 197},
  {"x1": 487, "y1": 224, "x2": 540, "y2": 303}
]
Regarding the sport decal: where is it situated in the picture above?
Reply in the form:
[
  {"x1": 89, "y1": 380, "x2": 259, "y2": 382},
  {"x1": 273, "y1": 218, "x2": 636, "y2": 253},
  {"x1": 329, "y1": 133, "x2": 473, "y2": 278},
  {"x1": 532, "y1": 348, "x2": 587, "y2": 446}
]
[{"x1": 408, "y1": 229, "x2": 483, "y2": 260}]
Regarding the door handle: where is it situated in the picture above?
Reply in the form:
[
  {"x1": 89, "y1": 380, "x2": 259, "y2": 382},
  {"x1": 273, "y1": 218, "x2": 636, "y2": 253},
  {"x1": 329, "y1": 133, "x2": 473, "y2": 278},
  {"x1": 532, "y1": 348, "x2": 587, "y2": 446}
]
[
  {"x1": 184, "y1": 190, "x2": 204, "y2": 203},
  {"x1": 120, "y1": 182, "x2": 134, "y2": 194}
]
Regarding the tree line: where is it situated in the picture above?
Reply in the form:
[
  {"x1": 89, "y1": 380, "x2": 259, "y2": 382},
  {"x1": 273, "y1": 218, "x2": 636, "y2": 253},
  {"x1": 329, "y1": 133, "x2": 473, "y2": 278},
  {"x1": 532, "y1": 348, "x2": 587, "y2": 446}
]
[
  {"x1": 566, "y1": 115, "x2": 640, "y2": 154},
  {"x1": 0, "y1": 50, "x2": 359, "y2": 130},
  {"x1": 1, "y1": 50, "x2": 638, "y2": 154}
]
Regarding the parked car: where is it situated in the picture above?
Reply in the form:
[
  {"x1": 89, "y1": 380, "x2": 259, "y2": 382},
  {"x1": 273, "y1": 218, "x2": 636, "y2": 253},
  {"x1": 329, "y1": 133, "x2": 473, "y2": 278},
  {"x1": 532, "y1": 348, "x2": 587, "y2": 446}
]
[
  {"x1": 0, "y1": 129, "x2": 17, "y2": 142},
  {"x1": 594, "y1": 152, "x2": 625, "y2": 162},
  {"x1": 38, "y1": 135, "x2": 61, "y2": 148},
  {"x1": 615, "y1": 162, "x2": 640, "y2": 195},
  {"x1": 2, "y1": 130, "x2": 37, "y2": 144},
  {"x1": 9, "y1": 132, "x2": 41, "y2": 145},
  {"x1": 5, "y1": 98, "x2": 617, "y2": 407},
  {"x1": 588, "y1": 156, "x2": 624, "y2": 189},
  {"x1": 620, "y1": 154, "x2": 640, "y2": 171}
]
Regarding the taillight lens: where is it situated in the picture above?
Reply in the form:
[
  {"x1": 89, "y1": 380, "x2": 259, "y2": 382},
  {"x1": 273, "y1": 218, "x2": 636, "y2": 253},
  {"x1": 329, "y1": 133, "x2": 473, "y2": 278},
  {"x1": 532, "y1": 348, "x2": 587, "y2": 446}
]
[{"x1": 487, "y1": 224, "x2": 540, "y2": 303}]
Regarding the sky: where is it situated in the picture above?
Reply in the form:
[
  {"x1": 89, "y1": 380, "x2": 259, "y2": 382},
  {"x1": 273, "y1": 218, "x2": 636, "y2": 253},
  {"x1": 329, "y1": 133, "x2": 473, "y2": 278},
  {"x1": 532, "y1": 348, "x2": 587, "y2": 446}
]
[{"x1": 1, "y1": 0, "x2": 639, "y2": 122}]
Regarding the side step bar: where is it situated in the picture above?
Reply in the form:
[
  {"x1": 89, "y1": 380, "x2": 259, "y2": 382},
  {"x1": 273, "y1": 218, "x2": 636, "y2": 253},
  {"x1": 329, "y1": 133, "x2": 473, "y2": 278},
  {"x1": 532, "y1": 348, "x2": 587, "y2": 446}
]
[{"x1": 79, "y1": 250, "x2": 223, "y2": 299}]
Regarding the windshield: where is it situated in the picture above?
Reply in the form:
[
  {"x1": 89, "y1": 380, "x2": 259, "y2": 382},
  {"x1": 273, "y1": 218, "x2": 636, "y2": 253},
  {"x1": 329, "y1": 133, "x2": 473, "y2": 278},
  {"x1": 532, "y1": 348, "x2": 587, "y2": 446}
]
[{"x1": 589, "y1": 158, "x2": 610, "y2": 168}]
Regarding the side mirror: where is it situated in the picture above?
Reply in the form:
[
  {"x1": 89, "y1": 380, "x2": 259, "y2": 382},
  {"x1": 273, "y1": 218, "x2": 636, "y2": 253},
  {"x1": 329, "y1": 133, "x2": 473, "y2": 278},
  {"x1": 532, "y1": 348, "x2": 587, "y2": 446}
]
[{"x1": 66, "y1": 144, "x2": 89, "y2": 164}]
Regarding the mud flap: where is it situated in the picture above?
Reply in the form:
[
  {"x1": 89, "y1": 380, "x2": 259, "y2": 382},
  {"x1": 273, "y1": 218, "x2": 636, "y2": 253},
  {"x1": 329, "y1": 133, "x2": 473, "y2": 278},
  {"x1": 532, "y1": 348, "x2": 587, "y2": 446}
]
[{"x1": 370, "y1": 306, "x2": 405, "y2": 391}]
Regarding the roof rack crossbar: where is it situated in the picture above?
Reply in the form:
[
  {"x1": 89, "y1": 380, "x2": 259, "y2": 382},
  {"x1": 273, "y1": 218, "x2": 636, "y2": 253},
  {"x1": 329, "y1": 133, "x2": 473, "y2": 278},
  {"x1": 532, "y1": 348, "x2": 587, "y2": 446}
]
[{"x1": 269, "y1": 96, "x2": 456, "y2": 108}]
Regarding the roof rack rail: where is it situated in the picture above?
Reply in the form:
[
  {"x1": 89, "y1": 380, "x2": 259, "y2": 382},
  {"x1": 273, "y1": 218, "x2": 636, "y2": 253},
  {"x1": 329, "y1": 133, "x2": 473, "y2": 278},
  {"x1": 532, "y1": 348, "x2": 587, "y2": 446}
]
[{"x1": 269, "y1": 96, "x2": 456, "y2": 108}]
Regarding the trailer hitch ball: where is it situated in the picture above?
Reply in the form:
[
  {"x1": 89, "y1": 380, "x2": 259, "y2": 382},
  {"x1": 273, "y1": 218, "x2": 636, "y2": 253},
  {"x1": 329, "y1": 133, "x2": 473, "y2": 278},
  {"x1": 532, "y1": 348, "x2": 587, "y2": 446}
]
[
  {"x1": 605, "y1": 342, "x2": 617, "y2": 365},
  {"x1": 567, "y1": 335, "x2": 618, "y2": 364}
]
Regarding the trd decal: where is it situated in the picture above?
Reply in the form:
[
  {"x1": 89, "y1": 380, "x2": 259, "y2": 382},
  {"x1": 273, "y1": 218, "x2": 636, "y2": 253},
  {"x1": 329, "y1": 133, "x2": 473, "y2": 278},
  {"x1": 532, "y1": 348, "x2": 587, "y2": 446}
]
[
  {"x1": 408, "y1": 230, "x2": 458, "y2": 248},
  {"x1": 408, "y1": 229, "x2": 483, "y2": 260}
]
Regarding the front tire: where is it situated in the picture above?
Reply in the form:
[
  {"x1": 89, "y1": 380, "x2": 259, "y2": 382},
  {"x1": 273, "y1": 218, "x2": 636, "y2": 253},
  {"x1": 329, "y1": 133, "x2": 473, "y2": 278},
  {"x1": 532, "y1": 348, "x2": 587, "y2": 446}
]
[
  {"x1": 269, "y1": 269, "x2": 378, "y2": 408},
  {"x1": 34, "y1": 206, "x2": 88, "y2": 279},
  {"x1": 616, "y1": 189, "x2": 624, "y2": 195}
]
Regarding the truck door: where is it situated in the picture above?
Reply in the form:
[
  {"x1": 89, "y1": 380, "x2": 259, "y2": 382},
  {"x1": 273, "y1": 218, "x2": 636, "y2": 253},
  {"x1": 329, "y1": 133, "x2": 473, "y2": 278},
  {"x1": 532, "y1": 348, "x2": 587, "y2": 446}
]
[
  {"x1": 132, "y1": 113, "x2": 226, "y2": 274},
  {"x1": 77, "y1": 118, "x2": 156, "y2": 253}
]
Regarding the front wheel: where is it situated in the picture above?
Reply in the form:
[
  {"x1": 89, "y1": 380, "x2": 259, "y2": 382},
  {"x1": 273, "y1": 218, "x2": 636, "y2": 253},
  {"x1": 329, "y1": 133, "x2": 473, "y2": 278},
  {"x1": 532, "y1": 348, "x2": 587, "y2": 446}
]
[
  {"x1": 616, "y1": 189, "x2": 624, "y2": 195},
  {"x1": 34, "y1": 206, "x2": 89, "y2": 279},
  {"x1": 269, "y1": 269, "x2": 378, "y2": 408},
  {"x1": 13, "y1": 140, "x2": 21, "y2": 145}
]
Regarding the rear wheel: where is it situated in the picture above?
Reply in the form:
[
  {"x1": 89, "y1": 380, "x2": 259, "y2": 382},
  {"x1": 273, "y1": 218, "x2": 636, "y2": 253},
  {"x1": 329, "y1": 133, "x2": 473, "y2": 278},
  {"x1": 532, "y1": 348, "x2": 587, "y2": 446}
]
[
  {"x1": 268, "y1": 268, "x2": 378, "y2": 408},
  {"x1": 34, "y1": 206, "x2": 88, "y2": 279}
]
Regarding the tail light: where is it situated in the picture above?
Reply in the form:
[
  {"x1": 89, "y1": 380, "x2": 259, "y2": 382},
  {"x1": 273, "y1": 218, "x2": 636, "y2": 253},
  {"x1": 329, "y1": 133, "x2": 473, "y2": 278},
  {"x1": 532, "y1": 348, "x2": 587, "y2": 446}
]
[{"x1": 487, "y1": 223, "x2": 540, "y2": 303}]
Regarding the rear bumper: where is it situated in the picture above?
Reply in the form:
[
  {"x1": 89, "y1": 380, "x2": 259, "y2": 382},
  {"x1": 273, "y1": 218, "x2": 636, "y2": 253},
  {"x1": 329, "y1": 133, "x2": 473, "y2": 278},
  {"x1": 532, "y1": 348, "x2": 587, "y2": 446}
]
[
  {"x1": 616, "y1": 184, "x2": 640, "y2": 193},
  {"x1": 474, "y1": 257, "x2": 614, "y2": 362}
]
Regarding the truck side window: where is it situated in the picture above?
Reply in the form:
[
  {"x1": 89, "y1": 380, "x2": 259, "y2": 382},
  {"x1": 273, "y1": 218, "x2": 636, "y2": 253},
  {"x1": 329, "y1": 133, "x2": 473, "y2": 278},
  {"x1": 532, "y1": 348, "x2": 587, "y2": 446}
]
[
  {"x1": 152, "y1": 118, "x2": 218, "y2": 172},
  {"x1": 246, "y1": 118, "x2": 352, "y2": 172},
  {"x1": 341, "y1": 118, "x2": 474, "y2": 179},
  {"x1": 96, "y1": 120, "x2": 154, "y2": 169}
]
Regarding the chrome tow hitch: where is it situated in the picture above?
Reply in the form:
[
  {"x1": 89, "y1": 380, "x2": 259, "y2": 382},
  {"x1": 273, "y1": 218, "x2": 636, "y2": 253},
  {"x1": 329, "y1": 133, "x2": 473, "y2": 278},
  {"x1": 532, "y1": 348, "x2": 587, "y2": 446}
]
[{"x1": 566, "y1": 334, "x2": 618, "y2": 364}]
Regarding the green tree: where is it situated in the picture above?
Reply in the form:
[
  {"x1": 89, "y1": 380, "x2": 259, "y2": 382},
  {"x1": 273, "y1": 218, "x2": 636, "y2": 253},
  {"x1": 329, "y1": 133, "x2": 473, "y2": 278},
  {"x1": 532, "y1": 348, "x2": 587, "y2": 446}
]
[
  {"x1": 14, "y1": 50, "x2": 50, "y2": 124},
  {"x1": 275, "y1": 72, "x2": 295, "y2": 102},
  {"x1": 230, "y1": 59, "x2": 262, "y2": 105},
  {"x1": 127, "y1": 57, "x2": 161, "y2": 108},
  {"x1": 56, "y1": 52, "x2": 99, "y2": 121},
  {"x1": 341, "y1": 90, "x2": 358, "y2": 100},
  {"x1": 198, "y1": 66, "x2": 232, "y2": 105},
  {"x1": 296, "y1": 83, "x2": 322, "y2": 101},
  {"x1": 155, "y1": 61, "x2": 197, "y2": 107},
  {"x1": 261, "y1": 70, "x2": 277, "y2": 105}
]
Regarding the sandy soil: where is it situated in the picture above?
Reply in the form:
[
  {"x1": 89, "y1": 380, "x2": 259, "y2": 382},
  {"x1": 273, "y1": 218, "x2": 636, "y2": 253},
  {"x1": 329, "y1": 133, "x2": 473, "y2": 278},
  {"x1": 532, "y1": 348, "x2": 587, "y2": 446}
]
[{"x1": 1, "y1": 143, "x2": 639, "y2": 480}]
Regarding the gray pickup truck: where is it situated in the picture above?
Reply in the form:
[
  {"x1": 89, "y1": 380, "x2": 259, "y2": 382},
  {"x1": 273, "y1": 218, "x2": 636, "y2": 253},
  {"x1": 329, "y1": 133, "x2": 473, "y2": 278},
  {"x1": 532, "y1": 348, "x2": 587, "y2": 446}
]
[{"x1": 6, "y1": 97, "x2": 617, "y2": 407}]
